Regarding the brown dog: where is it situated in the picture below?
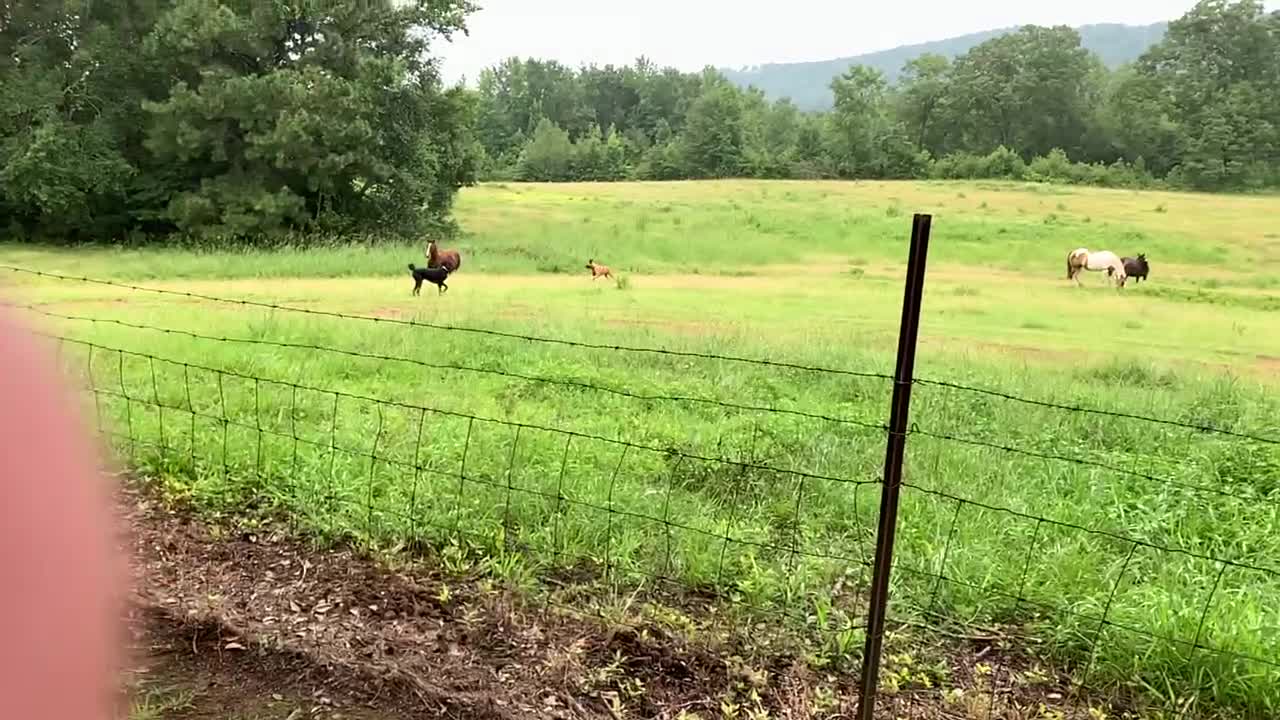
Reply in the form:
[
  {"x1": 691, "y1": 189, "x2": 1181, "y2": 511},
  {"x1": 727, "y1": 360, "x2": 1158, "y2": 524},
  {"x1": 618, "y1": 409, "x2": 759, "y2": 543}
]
[{"x1": 586, "y1": 259, "x2": 613, "y2": 280}]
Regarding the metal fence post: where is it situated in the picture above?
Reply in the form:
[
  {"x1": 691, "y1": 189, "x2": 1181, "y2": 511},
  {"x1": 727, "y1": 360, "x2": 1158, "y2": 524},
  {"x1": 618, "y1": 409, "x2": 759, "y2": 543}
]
[{"x1": 856, "y1": 213, "x2": 933, "y2": 720}]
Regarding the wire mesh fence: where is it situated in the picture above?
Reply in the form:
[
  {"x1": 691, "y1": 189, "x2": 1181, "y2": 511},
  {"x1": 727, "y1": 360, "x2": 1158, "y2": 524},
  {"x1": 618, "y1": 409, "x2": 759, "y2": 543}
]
[
  {"x1": 57, "y1": 333, "x2": 885, "y2": 632},
  {"x1": 5, "y1": 239, "x2": 1280, "y2": 716}
]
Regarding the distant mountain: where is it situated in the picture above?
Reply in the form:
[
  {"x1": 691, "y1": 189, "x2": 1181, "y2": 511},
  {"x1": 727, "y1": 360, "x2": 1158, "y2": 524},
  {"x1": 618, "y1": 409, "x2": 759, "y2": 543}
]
[{"x1": 721, "y1": 22, "x2": 1169, "y2": 111}]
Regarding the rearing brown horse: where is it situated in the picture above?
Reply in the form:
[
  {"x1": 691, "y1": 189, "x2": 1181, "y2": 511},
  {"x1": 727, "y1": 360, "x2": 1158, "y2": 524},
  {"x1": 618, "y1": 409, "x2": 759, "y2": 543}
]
[{"x1": 426, "y1": 239, "x2": 462, "y2": 273}]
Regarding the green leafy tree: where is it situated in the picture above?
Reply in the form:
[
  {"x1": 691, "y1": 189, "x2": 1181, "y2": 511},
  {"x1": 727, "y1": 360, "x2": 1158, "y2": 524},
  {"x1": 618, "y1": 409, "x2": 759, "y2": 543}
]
[
  {"x1": 894, "y1": 54, "x2": 952, "y2": 154},
  {"x1": 1134, "y1": 0, "x2": 1279, "y2": 188},
  {"x1": 475, "y1": 57, "x2": 590, "y2": 160},
  {"x1": 1100, "y1": 65, "x2": 1183, "y2": 176},
  {"x1": 601, "y1": 126, "x2": 630, "y2": 180},
  {"x1": 141, "y1": 0, "x2": 477, "y2": 238},
  {"x1": 826, "y1": 65, "x2": 915, "y2": 177},
  {"x1": 0, "y1": 0, "x2": 161, "y2": 239},
  {"x1": 1, "y1": 0, "x2": 478, "y2": 241},
  {"x1": 943, "y1": 26, "x2": 1100, "y2": 158},
  {"x1": 518, "y1": 118, "x2": 573, "y2": 181},
  {"x1": 580, "y1": 64, "x2": 642, "y2": 136},
  {"x1": 679, "y1": 80, "x2": 746, "y2": 177},
  {"x1": 570, "y1": 123, "x2": 607, "y2": 180}
]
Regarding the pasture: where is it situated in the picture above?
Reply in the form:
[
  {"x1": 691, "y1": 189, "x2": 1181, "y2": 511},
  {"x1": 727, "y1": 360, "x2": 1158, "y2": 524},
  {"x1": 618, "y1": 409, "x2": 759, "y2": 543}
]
[{"x1": 4, "y1": 180, "x2": 1280, "y2": 717}]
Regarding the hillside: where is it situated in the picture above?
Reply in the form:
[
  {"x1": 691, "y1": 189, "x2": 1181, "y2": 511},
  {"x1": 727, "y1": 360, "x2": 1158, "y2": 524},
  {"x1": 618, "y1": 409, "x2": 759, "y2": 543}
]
[{"x1": 722, "y1": 22, "x2": 1169, "y2": 110}]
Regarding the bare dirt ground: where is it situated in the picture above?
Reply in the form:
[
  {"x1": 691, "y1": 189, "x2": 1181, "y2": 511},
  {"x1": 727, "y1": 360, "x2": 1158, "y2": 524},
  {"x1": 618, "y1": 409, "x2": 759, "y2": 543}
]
[{"x1": 119, "y1": 481, "x2": 1142, "y2": 720}]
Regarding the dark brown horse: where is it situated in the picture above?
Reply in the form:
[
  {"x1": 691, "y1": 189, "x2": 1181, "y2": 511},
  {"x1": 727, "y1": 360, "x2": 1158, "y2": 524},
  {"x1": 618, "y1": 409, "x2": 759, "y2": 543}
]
[
  {"x1": 426, "y1": 239, "x2": 462, "y2": 273},
  {"x1": 1121, "y1": 254, "x2": 1150, "y2": 283}
]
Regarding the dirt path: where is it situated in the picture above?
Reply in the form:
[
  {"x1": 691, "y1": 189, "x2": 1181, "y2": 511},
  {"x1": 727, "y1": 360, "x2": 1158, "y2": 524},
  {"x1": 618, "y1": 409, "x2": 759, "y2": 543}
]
[{"x1": 118, "y1": 481, "x2": 1144, "y2": 719}]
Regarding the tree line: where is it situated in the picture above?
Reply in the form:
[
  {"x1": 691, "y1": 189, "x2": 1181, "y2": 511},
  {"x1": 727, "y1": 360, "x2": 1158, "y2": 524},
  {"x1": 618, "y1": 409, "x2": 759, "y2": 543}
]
[
  {"x1": 474, "y1": 0, "x2": 1280, "y2": 193},
  {"x1": 1, "y1": 0, "x2": 1276, "y2": 244},
  {"x1": 1, "y1": 0, "x2": 480, "y2": 242}
]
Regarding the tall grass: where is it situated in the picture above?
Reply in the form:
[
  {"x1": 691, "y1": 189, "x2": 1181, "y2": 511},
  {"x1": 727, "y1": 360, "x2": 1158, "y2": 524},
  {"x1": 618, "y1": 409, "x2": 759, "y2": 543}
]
[{"x1": 5, "y1": 179, "x2": 1278, "y2": 280}]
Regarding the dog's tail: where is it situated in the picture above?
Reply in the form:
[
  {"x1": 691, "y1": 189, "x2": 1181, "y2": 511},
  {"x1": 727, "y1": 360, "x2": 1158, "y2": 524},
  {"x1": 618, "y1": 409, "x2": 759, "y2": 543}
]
[{"x1": 408, "y1": 263, "x2": 417, "y2": 272}]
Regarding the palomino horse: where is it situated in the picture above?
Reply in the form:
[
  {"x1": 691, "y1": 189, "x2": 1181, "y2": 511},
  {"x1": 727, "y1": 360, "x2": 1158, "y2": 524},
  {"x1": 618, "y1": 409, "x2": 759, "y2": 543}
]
[{"x1": 1067, "y1": 248, "x2": 1127, "y2": 287}]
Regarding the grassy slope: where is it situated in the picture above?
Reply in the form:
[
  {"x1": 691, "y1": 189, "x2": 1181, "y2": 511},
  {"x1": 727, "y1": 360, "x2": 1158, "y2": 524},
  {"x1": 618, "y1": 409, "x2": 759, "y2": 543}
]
[{"x1": 4, "y1": 179, "x2": 1279, "y2": 714}]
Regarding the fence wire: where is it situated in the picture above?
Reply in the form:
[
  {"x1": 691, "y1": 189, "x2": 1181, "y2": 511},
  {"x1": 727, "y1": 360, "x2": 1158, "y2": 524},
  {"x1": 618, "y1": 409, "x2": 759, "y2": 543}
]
[
  {"x1": 1, "y1": 265, "x2": 893, "y2": 381},
  {"x1": 4, "y1": 301, "x2": 888, "y2": 433},
  {"x1": 6, "y1": 263, "x2": 1272, "y2": 445},
  {"x1": 57, "y1": 333, "x2": 880, "y2": 634}
]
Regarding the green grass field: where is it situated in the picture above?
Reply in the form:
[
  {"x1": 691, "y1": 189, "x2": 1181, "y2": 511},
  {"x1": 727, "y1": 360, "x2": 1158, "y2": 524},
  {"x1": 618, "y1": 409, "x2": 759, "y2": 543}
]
[{"x1": 5, "y1": 180, "x2": 1280, "y2": 716}]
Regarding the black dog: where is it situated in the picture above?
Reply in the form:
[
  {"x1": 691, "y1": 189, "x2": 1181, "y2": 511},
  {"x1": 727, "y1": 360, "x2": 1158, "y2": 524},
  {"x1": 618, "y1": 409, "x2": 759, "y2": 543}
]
[
  {"x1": 1121, "y1": 254, "x2": 1150, "y2": 283},
  {"x1": 408, "y1": 263, "x2": 450, "y2": 295}
]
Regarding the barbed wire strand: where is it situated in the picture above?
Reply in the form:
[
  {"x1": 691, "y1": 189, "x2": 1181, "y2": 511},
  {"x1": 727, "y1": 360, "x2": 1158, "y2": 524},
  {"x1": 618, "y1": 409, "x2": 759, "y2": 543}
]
[
  {"x1": 52, "y1": 331, "x2": 884, "y2": 489},
  {"x1": 8, "y1": 264, "x2": 1273, "y2": 447},
  {"x1": 914, "y1": 377, "x2": 1279, "y2": 446},
  {"x1": 899, "y1": 480, "x2": 1280, "y2": 579},
  {"x1": 5, "y1": 302, "x2": 888, "y2": 433},
  {"x1": 1, "y1": 265, "x2": 893, "y2": 381},
  {"x1": 890, "y1": 564, "x2": 1280, "y2": 671},
  {"x1": 911, "y1": 425, "x2": 1280, "y2": 508}
]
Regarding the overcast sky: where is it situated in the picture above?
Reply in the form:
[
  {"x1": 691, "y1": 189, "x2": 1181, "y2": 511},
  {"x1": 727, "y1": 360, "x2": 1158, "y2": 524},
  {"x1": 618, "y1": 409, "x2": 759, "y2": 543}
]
[{"x1": 435, "y1": 0, "x2": 1264, "y2": 84}]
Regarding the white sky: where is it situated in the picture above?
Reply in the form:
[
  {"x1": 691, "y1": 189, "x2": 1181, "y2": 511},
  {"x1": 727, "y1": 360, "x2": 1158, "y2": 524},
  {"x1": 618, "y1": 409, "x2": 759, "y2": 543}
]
[{"x1": 435, "y1": 0, "x2": 1266, "y2": 84}]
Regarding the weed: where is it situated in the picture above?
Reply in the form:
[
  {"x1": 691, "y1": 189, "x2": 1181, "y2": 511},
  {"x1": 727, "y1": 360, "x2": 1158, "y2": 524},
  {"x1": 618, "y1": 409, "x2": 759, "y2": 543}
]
[
  {"x1": 1084, "y1": 359, "x2": 1179, "y2": 388},
  {"x1": 129, "y1": 687, "x2": 197, "y2": 720}
]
